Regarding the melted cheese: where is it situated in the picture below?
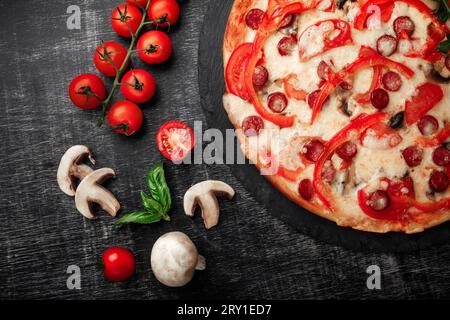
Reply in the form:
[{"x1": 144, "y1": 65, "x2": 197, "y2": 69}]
[{"x1": 224, "y1": 0, "x2": 450, "y2": 217}]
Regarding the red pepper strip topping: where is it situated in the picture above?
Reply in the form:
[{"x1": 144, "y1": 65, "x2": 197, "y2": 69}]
[
  {"x1": 310, "y1": 81, "x2": 335, "y2": 124},
  {"x1": 417, "y1": 123, "x2": 450, "y2": 147},
  {"x1": 342, "y1": 55, "x2": 415, "y2": 79},
  {"x1": 358, "y1": 177, "x2": 415, "y2": 221},
  {"x1": 404, "y1": 82, "x2": 444, "y2": 126},
  {"x1": 313, "y1": 112, "x2": 388, "y2": 210},
  {"x1": 310, "y1": 55, "x2": 414, "y2": 124},
  {"x1": 244, "y1": 2, "x2": 319, "y2": 127},
  {"x1": 355, "y1": 0, "x2": 437, "y2": 30},
  {"x1": 354, "y1": 0, "x2": 395, "y2": 30},
  {"x1": 298, "y1": 19, "x2": 353, "y2": 62},
  {"x1": 354, "y1": 46, "x2": 382, "y2": 104},
  {"x1": 277, "y1": 166, "x2": 304, "y2": 182},
  {"x1": 412, "y1": 197, "x2": 450, "y2": 213}
]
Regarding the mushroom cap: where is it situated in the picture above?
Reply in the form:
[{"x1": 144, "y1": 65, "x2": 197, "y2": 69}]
[
  {"x1": 183, "y1": 180, "x2": 235, "y2": 229},
  {"x1": 57, "y1": 145, "x2": 95, "y2": 196},
  {"x1": 151, "y1": 231, "x2": 204, "y2": 287}
]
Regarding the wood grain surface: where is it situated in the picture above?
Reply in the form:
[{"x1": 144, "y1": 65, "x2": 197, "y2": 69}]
[{"x1": 0, "y1": 0, "x2": 449, "y2": 299}]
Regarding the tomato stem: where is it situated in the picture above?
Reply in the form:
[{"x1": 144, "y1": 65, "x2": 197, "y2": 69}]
[{"x1": 98, "y1": 0, "x2": 153, "y2": 127}]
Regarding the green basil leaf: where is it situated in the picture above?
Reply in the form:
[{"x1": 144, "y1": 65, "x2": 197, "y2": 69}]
[
  {"x1": 114, "y1": 211, "x2": 163, "y2": 226},
  {"x1": 434, "y1": 0, "x2": 450, "y2": 23},
  {"x1": 140, "y1": 191, "x2": 163, "y2": 213},
  {"x1": 437, "y1": 37, "x2": 450, "y2": 53},
  {"x1": 146, "y1": 162, "x2": 172, "y2": 213}
]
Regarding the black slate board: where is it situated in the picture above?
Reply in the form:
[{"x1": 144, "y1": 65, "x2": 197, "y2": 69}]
[{"x1": 198, "y1": 0, "x2": 450, "y2": 252}]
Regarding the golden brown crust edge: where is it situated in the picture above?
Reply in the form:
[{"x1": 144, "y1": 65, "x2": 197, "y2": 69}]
[{"x1": 222, "y1": 0, "x2": 450, "y2": 233}]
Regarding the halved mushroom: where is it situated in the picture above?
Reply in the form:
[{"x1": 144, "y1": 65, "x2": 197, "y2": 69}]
[
  {"x1": 183, "y1": 180, "x2": 235, "y2": 229},
  {"x1": 75, "y1": 168, "x2": 120, "y2": 219},
  {"x1": 57, "y1": 145, "x2": 95, "y2": 196}
]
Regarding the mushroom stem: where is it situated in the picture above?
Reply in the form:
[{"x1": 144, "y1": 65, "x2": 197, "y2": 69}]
[
  {"x1": 72, "y1": 164, "x2": 94, "y2": 180},
  {"x1": 75, "y1": 168, "x2": 120, "y2": 219},
  {"x1": 196, "y1": 254, "x2": 206, "y2": 271}
]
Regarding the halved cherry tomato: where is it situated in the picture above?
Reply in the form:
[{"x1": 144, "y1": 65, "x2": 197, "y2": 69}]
[
  {"x1": 405, "y1": 82, "x2": 443, "y2": 125},
  {"x1": 121, "y1": 69, "x2": 156, "y2": 103},
  {"x1": 102, "y1": 247, "x2": 135, "y2": 282},
  {"x1": 313, "y1": 113, "x2": 388, "y2": 209},
  {"x1": 107, "y1": 100, "x2": 143, "y2": 136},
  {"x1": 298, "y1": 19, "x2": 352, "y2": 62},
  {"x1": 156, "y1": 120, "x2": 195, "y2": 161},
  {"x1": 147, "y1": 0, "x2": 180, "y2": 27},
  {"x1": 111, "y1": 4, "x2": 143, "y2": 38},
  {"x1": 225, "y1": 43, "x2": 253, "y2": 100},
  {"x1": 136, "y1": 30, "x2": 173, "y2": 64},
  {"x1": 94, "y1": 41, "x2": 129, "y2": 77},
  {"x1": 69, "y1": 73, "x2": 106, "y2": 110}
]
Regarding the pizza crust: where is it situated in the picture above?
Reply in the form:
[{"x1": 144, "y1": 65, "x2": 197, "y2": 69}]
[{"x1": 222, "y1": 0, "x2": 450, "y2": 233}]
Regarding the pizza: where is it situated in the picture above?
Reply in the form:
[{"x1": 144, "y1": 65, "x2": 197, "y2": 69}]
[{"x1": 222, "y1": 0, "x2": 450, "y2": 233}]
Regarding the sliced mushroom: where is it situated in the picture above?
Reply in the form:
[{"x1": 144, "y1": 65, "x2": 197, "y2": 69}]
[
  {"x1": 151, "y1": 231, "x2": 205, "y2": 287},
  {"x1": 183, "y1": 180, "x2": 235, "y2": 229},
  {"x1": 57, "y1": 145, "x2": 95, "y2": 196},
  {"x1": 430, "y1": 58, "x2": 450, "y2": 83},
  {"x1": 75, "y1": 168, "x2": 120, "y2": 219}
]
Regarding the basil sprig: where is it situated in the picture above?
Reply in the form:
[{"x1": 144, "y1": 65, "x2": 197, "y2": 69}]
[{"x1": 115, "y1": 163, "x2": 172, "y2": 226}]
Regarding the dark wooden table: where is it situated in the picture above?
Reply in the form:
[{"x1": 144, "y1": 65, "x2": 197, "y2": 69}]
[{"x1": 1, "y1": 0, "x2": 449, "y2": 300}]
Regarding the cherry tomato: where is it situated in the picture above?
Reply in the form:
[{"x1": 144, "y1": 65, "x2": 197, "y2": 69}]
[
  {"x1": 121, "y1": 69, "x2": 156, "y2": 103},
  {"x1": 156, "y1": 120, "x2": 195, "y2": 161},
  {"x1": 126, "y1": 0, "x2": 149, "y2": 8},
  {"x1": 102, "y1": 247, "x2": 135, "y2": 282},
  {"x1": 107, "y1": 100, "x2": 143, "y2": 136},
  {"x1": 147, "y1": 0, "x2": 180, "y2": 27},
  {"x1": 111, "y1": 4, "x2": 143, "y2": 38},
  {"x1": 94, "y1": 41, "x2": 129, "y2": 77},
  {"x1": 136, "y1": 30, "x2": 172, "y2": 64},
  {"x1": 69, "y1": 73, "x2": 106, "y2": 110}
]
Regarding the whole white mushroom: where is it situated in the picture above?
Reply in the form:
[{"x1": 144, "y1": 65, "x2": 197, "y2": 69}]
[{"x1": 151, "y1": 231, "x2": 206, "y2": 287}]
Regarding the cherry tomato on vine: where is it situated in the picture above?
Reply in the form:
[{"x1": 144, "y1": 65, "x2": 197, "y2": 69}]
[
  {"x1": 147, "y1": 0, "x2": 180, "y2": 27},
  {"x1": 156, "y1": 120, "x2": 195, "y2": 161},
  {"x1": 94, "y1": 41, "x2": 129, "y2": 77},
  {"x1": 68, "y1": 73, "x2": 106, "y2": 110},
  {"x1": 136, "y1": 30, "x2": 172, "y2": 64},
  {"x1": 111, "y1": 4, "x2": 143, "y2": 38},
  {"x1": 107, "y1": 100, "x2": 143, "y2": 136},
  {"x1": 102, "y1": 247, "x2": 135, "y2": 282},
  {"x1": 126, "y1": 0, "x2": 148, "y2": 8},
  {"x1": 121, "y1": 69, "x2": 156, "y2": 103}
]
